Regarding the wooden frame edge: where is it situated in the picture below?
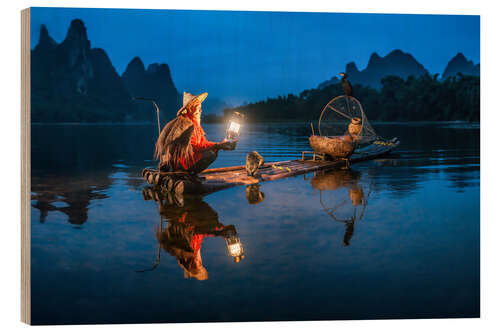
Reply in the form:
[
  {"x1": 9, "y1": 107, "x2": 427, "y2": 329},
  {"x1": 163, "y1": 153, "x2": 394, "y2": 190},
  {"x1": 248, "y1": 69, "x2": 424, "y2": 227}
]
[{"x1": 21, "y1": 7, "x2": 31, "y2": 325}]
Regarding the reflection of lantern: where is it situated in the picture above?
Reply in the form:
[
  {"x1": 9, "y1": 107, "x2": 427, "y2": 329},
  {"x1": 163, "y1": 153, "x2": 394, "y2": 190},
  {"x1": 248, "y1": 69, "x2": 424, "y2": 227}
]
[
  {"x1": 225, "y1": 112, "x2": 245, "y2": 142},
  {"x1": 225, "y1": 229, "x2": 245, "y2": 263}
]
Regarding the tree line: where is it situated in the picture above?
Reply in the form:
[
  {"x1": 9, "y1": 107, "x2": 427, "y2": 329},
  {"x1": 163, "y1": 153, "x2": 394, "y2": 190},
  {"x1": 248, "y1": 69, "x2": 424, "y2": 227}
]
[{"x1": 221, "y1": 73, "x2": 479, "y2": 123}]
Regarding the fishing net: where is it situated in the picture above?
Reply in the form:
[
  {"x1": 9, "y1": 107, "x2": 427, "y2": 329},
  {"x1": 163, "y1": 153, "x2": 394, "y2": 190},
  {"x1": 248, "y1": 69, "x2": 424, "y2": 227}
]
[{"x1": 318, "y1": 96, "x2": 378, "y2": 145}]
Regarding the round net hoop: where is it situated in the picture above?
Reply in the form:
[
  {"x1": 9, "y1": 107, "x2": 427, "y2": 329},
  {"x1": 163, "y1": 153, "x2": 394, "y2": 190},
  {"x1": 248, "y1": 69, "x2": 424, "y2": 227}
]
[{"x1": 318, "y1": 95, "x2": 377, "y2": 145}]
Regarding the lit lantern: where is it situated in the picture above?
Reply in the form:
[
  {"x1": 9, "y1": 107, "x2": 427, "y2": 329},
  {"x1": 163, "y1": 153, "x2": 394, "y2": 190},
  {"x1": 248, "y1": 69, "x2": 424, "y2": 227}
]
[
  {"x1": 224, "y1": 228, "x2": 245, "y2": 263},
  {"x1": 225, "y1": 111, "x2": 245, "y2": 142}
]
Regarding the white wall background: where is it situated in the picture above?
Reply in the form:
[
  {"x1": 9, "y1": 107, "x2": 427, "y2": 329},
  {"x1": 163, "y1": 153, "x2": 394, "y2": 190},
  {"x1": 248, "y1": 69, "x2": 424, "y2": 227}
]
[{"x1": 1, "y1": 0, "x2": 498, "y2": 332}]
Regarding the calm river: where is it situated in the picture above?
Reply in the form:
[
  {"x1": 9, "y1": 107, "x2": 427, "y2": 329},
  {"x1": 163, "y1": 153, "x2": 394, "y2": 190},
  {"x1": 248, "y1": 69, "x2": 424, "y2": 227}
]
[{"x1": 30, "y1": 122, "x2": 479, "y2": 324}]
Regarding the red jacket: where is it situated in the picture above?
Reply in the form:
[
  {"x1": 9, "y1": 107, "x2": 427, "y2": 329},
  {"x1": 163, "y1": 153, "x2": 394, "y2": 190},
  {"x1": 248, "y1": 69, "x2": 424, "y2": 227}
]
[
  {"x1": 177, "y1": 212, "x2": 221, "y2": 256},
  {"x1": 178, "y1": 114, "x2": 216, "y2": 170}
]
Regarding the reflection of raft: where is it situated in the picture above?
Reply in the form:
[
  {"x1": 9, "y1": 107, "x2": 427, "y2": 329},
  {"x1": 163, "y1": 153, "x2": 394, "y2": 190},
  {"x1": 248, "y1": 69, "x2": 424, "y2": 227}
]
[
  {"x1": 310, "y1": 169, "x2": 360, "y2": 191},
  {"x1": 141, "y1": 137, "x2": 399, "y2": 196}
]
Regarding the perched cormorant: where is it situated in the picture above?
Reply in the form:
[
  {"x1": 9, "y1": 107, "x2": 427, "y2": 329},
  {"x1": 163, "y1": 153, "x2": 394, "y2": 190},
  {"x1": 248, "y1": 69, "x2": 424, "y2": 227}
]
[
  {"x1": 339, "y1": 72, "x2": 353, "y2": 97},
  {"x1": 246, "y1": 151, "x2": 264, "y2": 177}
]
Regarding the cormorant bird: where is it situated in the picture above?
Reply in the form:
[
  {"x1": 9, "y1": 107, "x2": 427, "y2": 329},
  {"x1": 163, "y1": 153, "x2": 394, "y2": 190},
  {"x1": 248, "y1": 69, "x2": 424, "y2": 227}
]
[
  {"x1": 246, "y1": 151, "x2": 264, "y2": 177},
  {"x1": 339, "y1": 72, "x2": 353, "y2": 97}
]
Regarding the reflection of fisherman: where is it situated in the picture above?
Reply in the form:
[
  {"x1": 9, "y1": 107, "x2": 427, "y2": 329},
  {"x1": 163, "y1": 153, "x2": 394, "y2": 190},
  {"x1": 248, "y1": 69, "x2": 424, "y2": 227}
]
[
  {"x1": 155, "y1": 92, "x2": 236, "y2": 174},
  {"x1": 155, "y1": 195, "x2": 235, "y2": 280}
]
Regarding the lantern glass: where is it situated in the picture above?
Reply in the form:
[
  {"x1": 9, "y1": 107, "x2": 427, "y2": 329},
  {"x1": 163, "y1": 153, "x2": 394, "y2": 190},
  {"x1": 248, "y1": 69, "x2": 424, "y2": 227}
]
[
  {"x1": 228, "y1": 121, "x2": 240, "y2": 135},
  {"x1": 227, "y1": 241, "x2": 243, "y2": 257},
  {"x1": 225, "y1": 232, "x2": 244, "y2": 259},
  {"x1": 225, "y1": 112, "x2": 244, "y2": 141}
]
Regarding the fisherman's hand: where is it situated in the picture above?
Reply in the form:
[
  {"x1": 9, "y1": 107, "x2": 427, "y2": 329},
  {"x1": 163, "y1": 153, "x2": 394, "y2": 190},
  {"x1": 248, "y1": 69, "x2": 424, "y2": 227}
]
[
  {"x1": 217, "y1": 141, "x2": 237, "y2": 151},
  {"x1": 221, "y1": 225, "x2": 237, "y2": 237}
]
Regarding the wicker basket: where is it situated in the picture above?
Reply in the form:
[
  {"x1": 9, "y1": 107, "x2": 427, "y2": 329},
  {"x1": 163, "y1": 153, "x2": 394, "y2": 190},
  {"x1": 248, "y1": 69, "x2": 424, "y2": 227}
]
[
  {"x1": 309, "y1": 135, "x2": 355, "y2": 159},
  {"x1": 348, "y1": 117, "x2": 362, "y2": 140},
  {"x1": 349, "y1": 187, "x2": 364, "y2": 206}
]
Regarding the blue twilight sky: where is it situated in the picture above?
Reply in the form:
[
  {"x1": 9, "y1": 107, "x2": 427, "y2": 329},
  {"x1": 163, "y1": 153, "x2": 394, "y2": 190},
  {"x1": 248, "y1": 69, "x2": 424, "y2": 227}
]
[{"x1": 30, "y1": 7, "x2": 479, "y2": 105}]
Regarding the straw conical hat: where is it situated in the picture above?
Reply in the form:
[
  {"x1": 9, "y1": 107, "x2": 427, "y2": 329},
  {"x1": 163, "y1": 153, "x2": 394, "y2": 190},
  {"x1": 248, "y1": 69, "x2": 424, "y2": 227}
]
[{"x1": 177, "y1": 92, "x2": 208, "y2": 116}]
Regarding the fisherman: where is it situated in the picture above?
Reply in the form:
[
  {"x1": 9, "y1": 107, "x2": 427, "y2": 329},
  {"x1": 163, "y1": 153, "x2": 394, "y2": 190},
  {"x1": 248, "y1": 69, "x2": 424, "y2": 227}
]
[{"x1": 155, "y1": 92, "x2": 236, "y2": 174}]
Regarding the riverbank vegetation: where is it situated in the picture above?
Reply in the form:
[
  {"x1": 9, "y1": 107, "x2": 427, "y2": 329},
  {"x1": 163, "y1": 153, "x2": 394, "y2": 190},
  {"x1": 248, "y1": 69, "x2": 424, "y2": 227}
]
[{"x1": 221, "y1": 74, "x2": 479, "y2": 123}]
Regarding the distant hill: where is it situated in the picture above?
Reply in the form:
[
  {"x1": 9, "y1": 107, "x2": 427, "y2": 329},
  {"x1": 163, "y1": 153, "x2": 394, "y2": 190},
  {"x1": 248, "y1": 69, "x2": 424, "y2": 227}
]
[
  {"x1": 122, "y1": 56, "x2": 181, "y2": 122},
  {"x1": 442, "y1": 52, "x2": 480, "y2": 79},
  {"x1": 232, "y1": 49, "x2": 480, "y2": 122},
  {"x1": 118, "y1": 56, "x2": 231, "y2": 118},
  {"x1": 319, "y1": 49, "x2": 429, "y2": 90},
  {"x1": 31, "y1": 20, "x2": 479, "y2": 123},
  {"x1": 31, "y1": 19, "x2": 184, "y2": 123},
  {"x1": 31, "y1": 19, "x2": 230, "y2": 123},
  {"x1": 31, "y1": 20, "x2": 137, "y2": 122},
  {"x1": 202, "y1": 97, "x2": 232, "y2": 115},
  {"x1": 317, "y1": 76, "x2": 340, "y2": 90},
  {"x1": 318, "y1": 50, "x2": 480, "y2": 91}
]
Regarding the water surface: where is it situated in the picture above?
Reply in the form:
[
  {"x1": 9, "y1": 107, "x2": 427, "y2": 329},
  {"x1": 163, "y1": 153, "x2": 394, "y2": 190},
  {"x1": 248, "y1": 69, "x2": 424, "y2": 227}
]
[{"x1": 30, "y1": 122, "x2": 479, "y2": 324}]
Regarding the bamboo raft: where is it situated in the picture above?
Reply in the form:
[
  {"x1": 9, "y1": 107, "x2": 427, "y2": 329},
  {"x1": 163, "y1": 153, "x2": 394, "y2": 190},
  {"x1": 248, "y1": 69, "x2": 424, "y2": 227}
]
[{"x1": 142, "y1": 137, "x2": 399, "y2": 195}]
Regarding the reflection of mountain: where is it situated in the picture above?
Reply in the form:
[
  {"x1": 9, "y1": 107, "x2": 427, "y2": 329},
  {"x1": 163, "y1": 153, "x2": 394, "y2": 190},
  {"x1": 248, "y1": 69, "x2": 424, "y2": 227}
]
[
  {"x1": 30, "y1": 123, "x2": 479, "y2": 227},
  {"x1": 31, "y1": 123, "x2": 158, "y2": 174},
  {"x1": 30, "y1": 123, "x2": 158, "y2": 225},
  {"x1": 31, "y1": 171, "x2": 112, "y2": 225}
]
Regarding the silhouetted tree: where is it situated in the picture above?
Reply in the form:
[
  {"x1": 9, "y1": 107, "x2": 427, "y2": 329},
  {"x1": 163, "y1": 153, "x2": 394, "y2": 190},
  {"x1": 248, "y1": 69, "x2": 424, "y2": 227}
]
[{"x1": 229, "y1": 74, "x2": 479, "y2": 122}]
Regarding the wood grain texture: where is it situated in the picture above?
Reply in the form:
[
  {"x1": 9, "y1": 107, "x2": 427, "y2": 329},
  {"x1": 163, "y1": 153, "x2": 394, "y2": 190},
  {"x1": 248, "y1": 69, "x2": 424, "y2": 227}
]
[{"x1": 21, "y1": 7, "x2": 31, "y2": 325}]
